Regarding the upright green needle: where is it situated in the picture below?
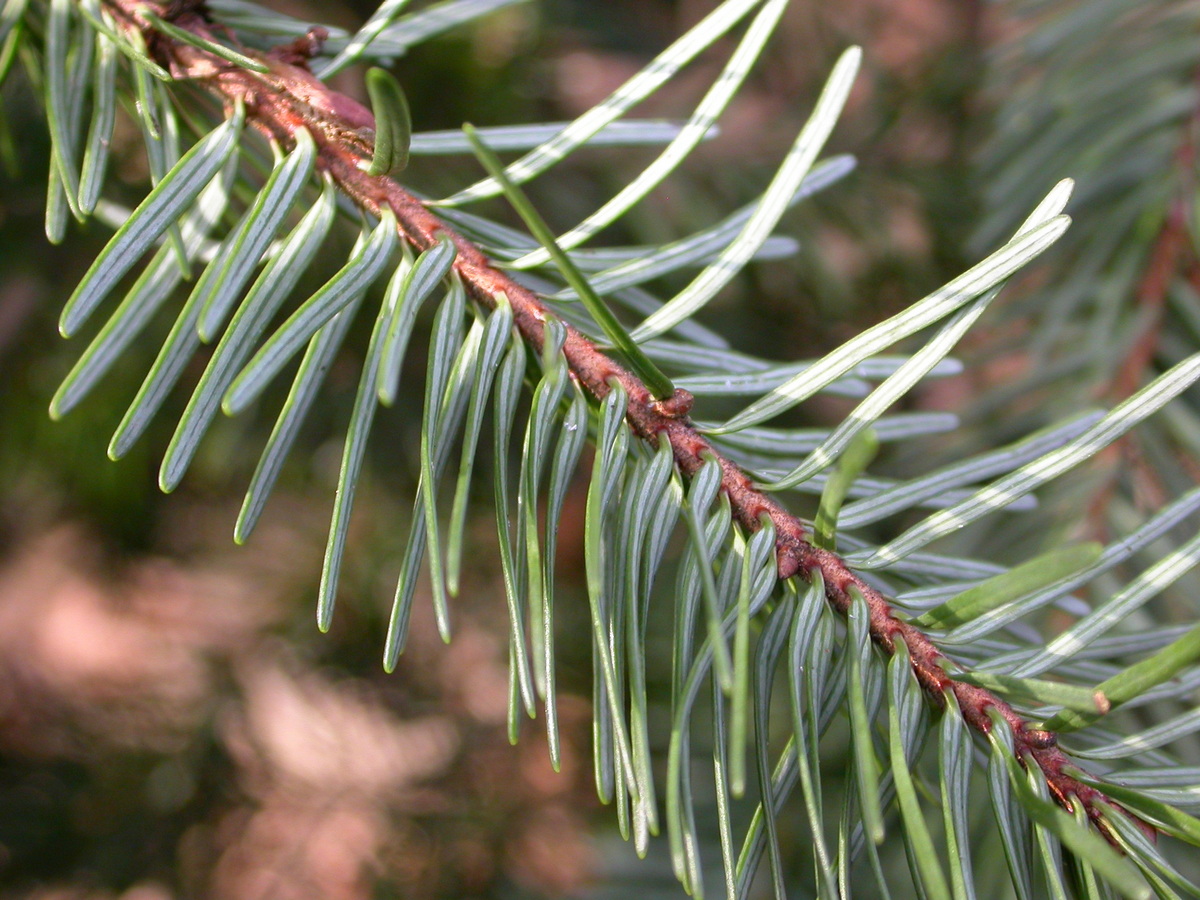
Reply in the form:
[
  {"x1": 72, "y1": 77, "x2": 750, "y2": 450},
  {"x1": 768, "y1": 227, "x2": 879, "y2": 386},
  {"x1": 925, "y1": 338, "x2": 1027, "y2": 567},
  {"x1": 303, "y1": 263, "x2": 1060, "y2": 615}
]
[{"x1": 463, "y1": 122, "x2": 677, "y2": 400}]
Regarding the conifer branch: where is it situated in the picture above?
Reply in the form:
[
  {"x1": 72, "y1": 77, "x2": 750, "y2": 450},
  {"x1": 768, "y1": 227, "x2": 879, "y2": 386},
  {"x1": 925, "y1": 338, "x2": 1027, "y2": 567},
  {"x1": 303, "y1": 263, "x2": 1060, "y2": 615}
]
[{"x1": 99, "y1": 0, "x2": 1149, "y2": 842}]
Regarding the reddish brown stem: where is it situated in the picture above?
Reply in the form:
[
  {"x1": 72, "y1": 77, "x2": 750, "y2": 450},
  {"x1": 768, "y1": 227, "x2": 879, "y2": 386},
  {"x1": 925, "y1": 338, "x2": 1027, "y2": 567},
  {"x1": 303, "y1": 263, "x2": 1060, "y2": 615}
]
[
  {"x1": 1108, "y1": 195, "x2": 1190, "y2": 403},
  {"x1": 100, "y1": 0, "x2": 1149, "y2": 840}
]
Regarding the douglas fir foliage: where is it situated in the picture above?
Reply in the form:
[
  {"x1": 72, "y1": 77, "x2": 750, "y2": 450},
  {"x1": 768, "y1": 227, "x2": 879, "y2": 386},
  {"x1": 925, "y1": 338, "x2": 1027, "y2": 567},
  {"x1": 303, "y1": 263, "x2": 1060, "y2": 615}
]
[{"x1": 2, "y1": 0, "x2": 1200, "y2": 897}]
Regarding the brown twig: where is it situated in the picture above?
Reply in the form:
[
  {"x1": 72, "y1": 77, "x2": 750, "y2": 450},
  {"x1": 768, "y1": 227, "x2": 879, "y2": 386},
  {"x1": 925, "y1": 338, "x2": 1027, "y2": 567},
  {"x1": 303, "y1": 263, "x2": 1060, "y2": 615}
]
[
  {"x1": 1083, "y1": 70, "x2": 1200, "y2": 537},
  {"x1": 1108, "y1": 197, "x2": 1190, "y2": 403},
  {"x1": 99, "y1": 0, "x2": 1149, "y2": 840}
]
